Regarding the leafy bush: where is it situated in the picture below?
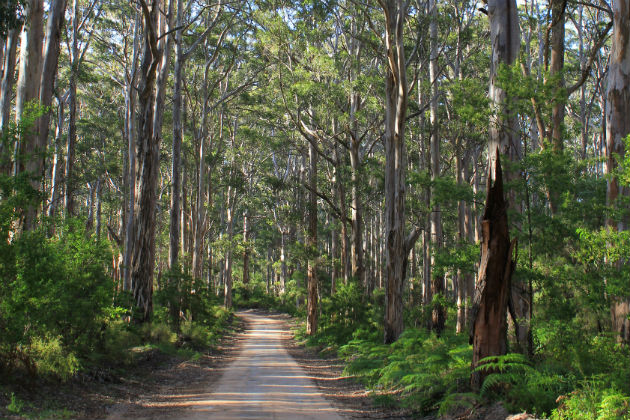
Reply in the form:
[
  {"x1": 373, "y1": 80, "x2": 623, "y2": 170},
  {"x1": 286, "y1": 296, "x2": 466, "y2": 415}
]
[
  {"x1": 0, "y1": 221, "x2": 113, "y2": 377},
  {"x1": 141, "y1": 322, "x2": 177, "y2": 346},
  {"x1": 25, "y1": 336, "x2": 79, "y2": 381},
  {"x1": 552, "y1": 381, "x2": 630, "y2": 420},
  {"x1": 180, "y1": 321, "x2": 216, "y2": 348}
]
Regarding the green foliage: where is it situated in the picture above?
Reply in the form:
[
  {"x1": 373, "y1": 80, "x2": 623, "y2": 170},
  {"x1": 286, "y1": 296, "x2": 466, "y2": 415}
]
[
  {"x1": 232, "y1": 279, "x2": 295, "y2": 314},
  {"x1": 25, "y1": 336, "x2": 79, "y2": 381},
  {"x1": 552, "y1": 381, "x2": 630, "y2": 420},
  {"x1": 0, "y1": 222, "x2": 113, "y2": 376},
  {"x1": 338, "y1": 327, "x2": 472, "y2": 415},
  {"x1": 7, "y1": 392, "x2": 25, "y2": 414}
]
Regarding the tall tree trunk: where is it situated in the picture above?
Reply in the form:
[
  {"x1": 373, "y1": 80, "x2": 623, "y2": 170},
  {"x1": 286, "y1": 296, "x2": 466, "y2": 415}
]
[
  {"x1": 382, "y1": 0, "x2": 409, "y2": 344},
  {"x1": 605, "y1": 0, "x2": 630, "y2": 343},
  {"x1": 330, "y1": 166, "x2": 339, "y2": 294},
  {"x1": 192, "y1": 134, "x2": 206, "y2": 279},
  {"x1": 169, "y1": 0, "x2": 184, "y2": 269},
  {"x1": 471, "y1": 0, "x2": 520, "y2": 390},
  {"x1": 48, "y1": 96, "x2": 64, "y2": 219},
  {"x1": 64, "y1": 0, "x2": 79, "y2": 218},
  {"x1": 224, "y1": 186, "x2": 235, "y2": 308},
  {"x1": 15, "y1": 0, "x2": 44, "y2": 155},
  {"x1": 548, "y1": 0, "x2": 566, "y2": 152},
  {"x1": 14, "y1": 0, "x2": 44, "y2": 229},
  {"x1": 0, "y1": 28, "x2": 18, "y2": 170},
  {"x1": 429, "y1": 0, "x2": 445, "y2": 335},
  {"x1": 95, "y1": 178, "x2": 102, "y2": 241},
  {"x1": 542, "y1": 0, "x2": 567, "y2": 217},
  {"x1": 34, "y1": 0, "x2": 67, "y2": 199},
  {"x1": 242, "y1": 209, "x2": 250, "y2": 284},
  {"x1": 350, "y1": 138, "x2": 364, "y2": 291},
  {"x1": 192, "y1": 47, "x2": 215, "y2": 280},
  {"x1": 334, "y1": 145, "x2": 350, "y2": 283},
  {"x1": 123, "y1": 11, "x2": 140, "y2": 291},
  {"x1": 85, "y1": 181, "x2": 95, "y2": 231},
  {"x1": 131, "y1": 0, "x2": 163, "y2": 323},
  {"x1": 306, "y1": 139, "x2": 318, "y2": 335},
  {"x1": 456, "y1": 146, "x2": 466, "y2": 334},
  {"x1": 280, "y1": 229, "x2": 287, "y2": 294}
]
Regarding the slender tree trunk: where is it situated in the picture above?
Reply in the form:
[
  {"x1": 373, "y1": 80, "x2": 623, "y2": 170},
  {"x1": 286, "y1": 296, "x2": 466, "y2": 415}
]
[
  {"x1": 192, "y1": 134, "x2": 206, "y2": 279},
  {"x1": 544, "y1": 0, "x2": 566, "y2": 216},
  {"x1": 549, "y1": 0, "x2": 566, "y2": 151},
  {"x1": 334, "y1": 146, "x2": 350, "y2": 283},
  {"x1": 331, "y1": 181, "x2": 338, "y2": 294},
  {"x1": 34, "y1": 0, "x2": 67, "y2": 192},
  {"x1": 181, "y1": 161, "x2": 187, "y2": 257},
  {"x1": 169, "y1": 0, "x2": 184, "y2": 269},
  {"x1": 224, "y1": 186, "x2": 235, "y2": 308},
  {"x1": 306, "y1": 139, "x2": 318, "y2": 335},
  {"x1": 280, "y1": 229, "x2": 287, "y2": 294},
  {"x1": 350, "y1": 139, "x2": 364, "y2": 291},
  {"x1": 192, "y1": 51, "x2": 215, "y2": 280},
  {"x1": 64, "y1": 0, "x2": 79, "y2": 218},
  {"x1": 86, "y1": 181, "x2": 95, "y2": 231},
  {"x1": 456, "y1": 146, "x2": 466, "y2": 334},
  {"x1": 605, "y1": 0, "x2": 630, "y2": 343},
  {"x1": 429, "y1": 0, "x2": 445, "y2": 335},
  {"x1": 243, "y1": 209, "x2": 250, "y2": 284},
  {"x1": 122, "y1": 10, "x2": 140, "y2": 291},
  {"x1": 577, "y1": 5, "x2": 588, "y2": 160},
  {"x1": 48, "y1": 96, "x2": 64, "y2": 219},
  {"x1": 382, "y1": 0, "x2": 409, "y2": 344},
  {"x1": 95, "y1": 178, "x2": 102, "y2": 241},
  {"x1": 0, "y1": 28, "x2": 18, "y2": 169}
]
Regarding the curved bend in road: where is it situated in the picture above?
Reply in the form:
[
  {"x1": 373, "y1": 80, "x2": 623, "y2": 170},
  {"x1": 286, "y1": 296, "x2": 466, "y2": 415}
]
[{"x1": 110, "y1": 311, "x2": 346, "y2": 420}]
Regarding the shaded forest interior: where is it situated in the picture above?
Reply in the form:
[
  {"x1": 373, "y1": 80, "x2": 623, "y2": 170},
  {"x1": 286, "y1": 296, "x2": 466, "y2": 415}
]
[{"x1": 0, "y1": 0, "x2": 629, "y2": 418}]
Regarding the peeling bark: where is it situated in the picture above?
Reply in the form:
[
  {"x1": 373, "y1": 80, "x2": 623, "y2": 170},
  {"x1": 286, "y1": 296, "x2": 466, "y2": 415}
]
[
  {"x1": 605, "y1": 0, "x2": 630, "y2": 343},
  {"x1": 382, "y1": 0, "x2": 409, "y2": 344}
]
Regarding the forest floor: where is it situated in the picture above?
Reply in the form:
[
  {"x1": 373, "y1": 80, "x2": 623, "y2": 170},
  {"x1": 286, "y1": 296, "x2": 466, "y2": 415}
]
[{"x1": 0, "y1": 310, "x2": 522, "y2": 420}]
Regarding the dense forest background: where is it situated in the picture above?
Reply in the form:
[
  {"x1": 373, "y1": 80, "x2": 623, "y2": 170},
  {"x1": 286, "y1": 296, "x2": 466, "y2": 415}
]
[{"x1": 0, "y1": 0, "x2": 629, "y2": 418}]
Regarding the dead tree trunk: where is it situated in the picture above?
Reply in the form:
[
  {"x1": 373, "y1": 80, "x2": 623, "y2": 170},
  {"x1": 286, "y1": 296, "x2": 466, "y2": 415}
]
[
  {"x1": 471, "y1": 0, "x2": 520, "y2": 390},
  {"x1": 470, "y1": 155, "x2": 516, "y2": 390}
]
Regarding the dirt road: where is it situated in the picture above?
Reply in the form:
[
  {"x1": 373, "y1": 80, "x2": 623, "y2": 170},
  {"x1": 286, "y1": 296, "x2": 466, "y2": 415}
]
[{"x1": 107, "y1": 311, "x2": 346, "y2": 420}]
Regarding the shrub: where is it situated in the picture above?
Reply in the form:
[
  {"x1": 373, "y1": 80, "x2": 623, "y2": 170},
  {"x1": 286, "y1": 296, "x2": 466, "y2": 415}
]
[
  {"x1": 552, "y1": 382, "x2": 630, "y2": 420},
  {"x1": 180, "y1": 321, "x2": 215, "y2": 349},
  {"x1": 0, "y1": 222, "x2": 112, "y2": 374},
  {"x1": 25, "y1": 336, "x2": 79, "y2": 381}
]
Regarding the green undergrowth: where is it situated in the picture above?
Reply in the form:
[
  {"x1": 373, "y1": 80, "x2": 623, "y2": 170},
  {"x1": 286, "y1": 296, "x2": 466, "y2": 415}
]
[
  {"x1": 294, "y1": 282, "x2": 630, "y2": 419},
  {"x1": 232, "y1": 278, "x2": 300, "y2": 315},
  {"x1": 0, "y1": 163, "x2": 235, "y2": 399},
  {"x1": 339, "y1": 327, "x2": 473, "y2": 414}
]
